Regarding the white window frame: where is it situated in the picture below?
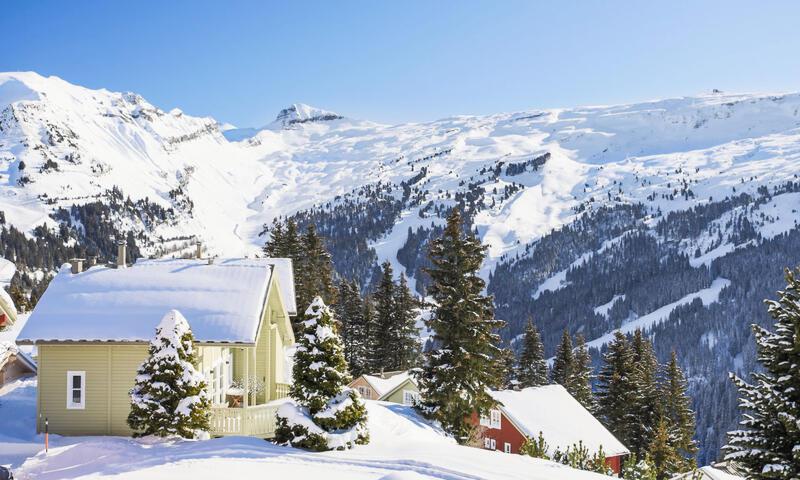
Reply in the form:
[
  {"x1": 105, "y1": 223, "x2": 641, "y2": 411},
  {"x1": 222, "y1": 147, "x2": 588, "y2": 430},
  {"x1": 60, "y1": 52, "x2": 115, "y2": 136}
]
[
  {"x1": 479, "y1": 413, "x2": 490, "y2": 427},
  {"x1": 66, "y1": 371, "x2": 86, "y2": 410},
  {"x1": 402, "y1": 390, "x2": 419, "y2": 406},
  {"x1": 490, "y1": 438, "x2": 497, "y2": 450},
  {"x1": 484, "y1": 437, "x2": 491, "y2": 449},
  {"x1": 357, "y1": 386, "x2": 372, "y2": 399},
  {"x1": 490, "y1": 409, "x2": 502, "y2": 429},
  {"x1": 504, "y1": 442, "x2": 512, "y2": 454}
]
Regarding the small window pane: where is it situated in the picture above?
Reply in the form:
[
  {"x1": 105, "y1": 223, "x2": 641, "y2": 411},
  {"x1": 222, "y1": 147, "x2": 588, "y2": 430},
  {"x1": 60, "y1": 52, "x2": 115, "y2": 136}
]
[
  {"x1": 72, "y1": 388, "x2": 81, "y2": 404},
  {"x1": 72, "y1": 375, "x2": 82, "y2": 389}
]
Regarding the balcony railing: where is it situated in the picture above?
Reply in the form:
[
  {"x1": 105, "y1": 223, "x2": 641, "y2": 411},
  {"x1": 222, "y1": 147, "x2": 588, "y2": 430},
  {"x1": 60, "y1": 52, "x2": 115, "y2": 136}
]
[
  {"x1": 275, "y1": 382, "x2": 290, "y2": 399},
  {"x1": 209, "y1": 403, "x2": 279, "y2": 438}
]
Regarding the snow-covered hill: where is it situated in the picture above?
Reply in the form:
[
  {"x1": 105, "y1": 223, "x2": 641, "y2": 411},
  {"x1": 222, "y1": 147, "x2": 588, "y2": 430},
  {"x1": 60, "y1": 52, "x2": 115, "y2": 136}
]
[
  {"x1": 3, "y1": 71, "x2": 800, "y2": 463},
  {"x1": 2, "y1": 71, "x2": 799, "y2": 262}
]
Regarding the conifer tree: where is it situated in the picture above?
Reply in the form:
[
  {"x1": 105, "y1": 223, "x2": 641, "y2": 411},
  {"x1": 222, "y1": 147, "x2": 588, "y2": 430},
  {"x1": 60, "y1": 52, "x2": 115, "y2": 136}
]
[
  {"x1": 415, "y1": 209, "x2": 505, "y2": 443},
  {"x1": 622, "y1": 454, "x2": 657, "y2": 480},
  {"x1": 660, "y1": 351, "x2": 697, "y2": 473},
  {"x1": 649, "y1": 417, "x2": 681, "y2": 480},
  {"x1": 372, "y1": 261, "x2": 396, "y2": 373},
  {"x1": 297, "y1": 224, "x2": 337, "y2": 314},
  {"x1": 630, "y1": 329, "x2": 661, "y2": 458},
  {"x1": 336, "y1": 279, "x2": 370, "y2": 376},
  {"x1": 393, "y1": 273, "x2": 421, "y2": 370},
  {"x1": 596, "y1": 331, "x2": 637, "y2": 449},
  {"x1": 498, "y1": 347, "x2": 518, "y2": 390},
  {"x1": 519, "y1": 431, "x2": 550, "y2": 460},
  {"x1": 570, "y1": 333, "x2": 595, "y2": 410},
  {"x1": 128, "y1": 310, "x2": 210, "y2": 438},
  {"x1": 516, "y1": 318, "x2": 548, "y2": 388},
  {"x1": 551, "y1": 329, "x2": 574, "y2": 388},
  {"x1": 275, "y1": 297, "x2": 368, "y2": 451},
  {"x1": 725, "y1": 268, "x2": 800, "y2": 479}
]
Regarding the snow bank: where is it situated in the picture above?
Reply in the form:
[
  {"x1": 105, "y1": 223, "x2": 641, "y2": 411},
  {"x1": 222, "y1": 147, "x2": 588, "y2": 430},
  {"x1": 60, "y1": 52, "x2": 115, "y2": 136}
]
[{"x1": 9, "y1": 399, "x2": 610, "y2": 480}]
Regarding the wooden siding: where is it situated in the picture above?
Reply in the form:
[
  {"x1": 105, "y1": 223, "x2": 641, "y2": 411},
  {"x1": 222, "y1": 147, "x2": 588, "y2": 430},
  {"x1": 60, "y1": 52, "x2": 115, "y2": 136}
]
[{"x1": 381, "y1": 379, "x2": 419, "y2": 404}]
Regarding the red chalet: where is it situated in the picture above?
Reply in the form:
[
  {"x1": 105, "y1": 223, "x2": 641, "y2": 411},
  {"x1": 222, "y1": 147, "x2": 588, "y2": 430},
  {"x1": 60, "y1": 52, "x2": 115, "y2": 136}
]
[{"x1": 470, "y1": 385, "x2": 630, "y2": 475}]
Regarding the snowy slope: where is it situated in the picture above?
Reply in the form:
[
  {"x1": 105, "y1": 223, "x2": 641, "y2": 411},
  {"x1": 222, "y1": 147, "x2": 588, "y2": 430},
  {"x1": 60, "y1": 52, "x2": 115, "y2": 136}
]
[
  {"x1": 5, "y1": 396, "x2": 607, "y2": 480},
  {"x1": 2, "y1": 72, "x2": 800, "y2": 267}
]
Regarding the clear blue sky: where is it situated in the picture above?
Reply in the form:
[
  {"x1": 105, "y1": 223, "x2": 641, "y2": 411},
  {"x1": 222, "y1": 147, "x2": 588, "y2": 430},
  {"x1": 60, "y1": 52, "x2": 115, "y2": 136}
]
[{"x1": 4, "y1": 1, "x2": 800, "y2": 126}]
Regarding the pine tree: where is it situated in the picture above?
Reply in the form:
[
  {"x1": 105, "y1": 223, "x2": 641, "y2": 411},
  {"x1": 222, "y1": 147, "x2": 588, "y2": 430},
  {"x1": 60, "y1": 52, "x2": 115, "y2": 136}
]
[
  {"x1": 293, "y1": 224, "x2": 336, "y2": 333},
  {"x1": 263, "y1": 219, "x2": 285, "y2": 257},
  {"x1": 393, "y1": 273, "x2": 421, "y2": 370},
  {"x1": 498, "y1": 347, "x2": 518, "y2": 390},
  {"x1": 336, "y1": 280, "x2": 370, "y2": 376},
  {"x1": 660, "y1": 351, "x2": 697, "y2": 473},
  {"x1": 570, "y1": 333, "x2": 594, "y2": 410},
  {"x1": 630, "y1": 329, "x2": 661, "y2": 458},
  {"x1": 649, "y1": 417, "x2": 681, "y2": 480},
  {"x1": 275, "y1": 297, "x2": 369, "y2": 451},
  {"x1": 361, "y1": 296, "x2": 377, "y2": 374},
  {"x1": 596, "y1": 331, "x2": 637, "y2": 449},
  {"x1": 623, "y1": 454, "x2": 657, "y2": 480},
  {"x1": 519, "y1": 431, "x2": 550, "y2": 459},
  {"x1": 127, "y1": 310, "x2": 210, "y2": 438},
  {"x1": 725, "y1": 268, "x2": 800, "y2": 479},
  {"x1": 415, "y1": 209, "x2": 505, "y2": 443},
  {"x1": 372, "y1": 261, "x2": 396, "y2": 373},
  {"x1": 516, "y1": 318, "x2": 548, "y2": 388},
  {"x1": 551, "y1": 329, "x2": 574, "y2": 388}
]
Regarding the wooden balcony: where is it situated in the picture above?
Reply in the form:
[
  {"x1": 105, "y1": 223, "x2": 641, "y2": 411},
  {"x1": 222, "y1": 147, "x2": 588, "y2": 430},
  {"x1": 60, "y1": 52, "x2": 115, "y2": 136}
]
[{"x1": 209, "y1": 403, "x2": 280, "y2": 438}]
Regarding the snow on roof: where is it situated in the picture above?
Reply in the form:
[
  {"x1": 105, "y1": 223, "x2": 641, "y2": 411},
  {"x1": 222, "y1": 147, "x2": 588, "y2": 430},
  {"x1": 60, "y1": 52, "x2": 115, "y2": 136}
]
[
  {"x1": 0, "y1": 340, "x2": 35, "y2": 371},
  {"x1": 17, "y1": 257, "x2": 295, "y2": 344},
  {"x1": 490, "y1": 385, "x2": 629, "y2": 457},
  {"x1": 362, "y1": 371, "x2": 415, "y2": 398}
]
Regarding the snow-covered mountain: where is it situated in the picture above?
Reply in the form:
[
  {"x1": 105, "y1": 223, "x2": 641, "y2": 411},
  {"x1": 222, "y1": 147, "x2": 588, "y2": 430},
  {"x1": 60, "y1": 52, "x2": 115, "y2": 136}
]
[{"x1": 3, "y1": 71, "x2": 800, "y2": 463}]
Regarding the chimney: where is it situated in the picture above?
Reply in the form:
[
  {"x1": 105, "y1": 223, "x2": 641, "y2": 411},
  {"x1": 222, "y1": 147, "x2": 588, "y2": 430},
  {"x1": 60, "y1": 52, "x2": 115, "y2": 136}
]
[
  {"x1": 117, "y1": 240, "x2": 127, "y2": 268},
  {"x1": 195, "y1": 241, "x2": 203, "y2": 259},
  {"x1": 70, "y1": 258, "x2": 84, "y2": 274}
]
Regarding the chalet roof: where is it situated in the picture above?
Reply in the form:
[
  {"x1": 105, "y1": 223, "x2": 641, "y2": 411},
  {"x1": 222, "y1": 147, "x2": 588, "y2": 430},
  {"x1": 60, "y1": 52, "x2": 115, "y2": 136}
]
[
  {"x1": 490, "y1": 385, "x2": 630, "y2": 457},
  {"x1": 362, "y1": 371, "x2": 416, "y2": 398},
  {"x1": 0, "y1": 340, "x2": 36, "y2": 372},
  {"x1": 17, "y1": 257, "x2": 296, "y2": 345}
]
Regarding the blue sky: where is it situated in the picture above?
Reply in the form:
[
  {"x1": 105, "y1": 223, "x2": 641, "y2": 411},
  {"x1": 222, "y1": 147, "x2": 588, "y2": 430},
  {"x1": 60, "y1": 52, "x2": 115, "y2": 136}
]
[{"x1": 3, "y1": 1, "x2": 800, "y2": 126}]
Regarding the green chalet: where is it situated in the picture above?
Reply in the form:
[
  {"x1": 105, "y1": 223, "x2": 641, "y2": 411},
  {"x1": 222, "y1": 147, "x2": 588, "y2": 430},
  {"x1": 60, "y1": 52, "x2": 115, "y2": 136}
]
[{"x1": 17, "y1": 244, "x2": 296, "y2": 438}]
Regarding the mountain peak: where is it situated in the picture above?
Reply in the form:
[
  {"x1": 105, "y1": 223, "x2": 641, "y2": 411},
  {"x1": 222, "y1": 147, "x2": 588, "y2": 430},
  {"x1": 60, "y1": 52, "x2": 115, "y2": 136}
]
[{"x1": 273, "y1": 103, "x2": 343, "y2": 128}]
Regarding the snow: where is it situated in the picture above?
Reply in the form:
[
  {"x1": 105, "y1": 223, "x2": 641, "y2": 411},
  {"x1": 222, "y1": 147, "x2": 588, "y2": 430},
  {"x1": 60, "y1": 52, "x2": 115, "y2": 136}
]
[
  {"x1": 16, "y1": 258, "x2": 293, "y2": 344},
  {"x1": 2, "y1": 71, "x2": 800, "y2": 277},
  {"x1": 362, "y1": 372, "x2": 415, "y2": 398},
  {"x1": 593, "y1": 294, "x2": 625, "y2": 318},
  {"x1": 587, "y1": 278, "x2": 731, "y2": 349},
  {"x1": 489, "y1": 385, "x2": 629, "y2": 457},
  {"x1": 690, "y1": 243, "x2": 736, "y2": 268},
  {"x1": 4, "y1": 393, "x2": 610, "y2": 480}
]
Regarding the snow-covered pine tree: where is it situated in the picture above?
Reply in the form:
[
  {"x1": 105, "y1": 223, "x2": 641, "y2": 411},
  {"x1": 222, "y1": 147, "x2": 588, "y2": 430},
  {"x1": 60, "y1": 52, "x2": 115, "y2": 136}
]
[
  {"x1": 660, "y1": 351, "x2": 697, "y2": 473},
  {"x1": 570, "y1": 333, "x2": 595, "y2": 411},
  {"x1": 551, "y1": 329, "x2": 574, "y2": 388},
  {"x1": 393, "y1": 273, "x2": 421, "y2": 370},
  {"x1": 127, "y1": 309, "x2": 210, "y2": 438},
  {"x1": 415, "y1": 209, "x2": 505, "y2": 443},
  {"x1": 336, "y1": 279, "x2": 370, "y2": 376},
  {"x1": 516, "y1": 318, "x2": 548, "y2": 388},
  {"x1": 622, "y1": 454, "x2": 657, "y2": 480},
  {"x1": 372, "y1": 261, "x2": 397, "y2": 373},
  {"x1": 596, "y1": 331, "x2": 637, "y2": 450},
  {"x1": 630, "y1": 329, "x2": 661, "y2": 458},
  {"x1": 725, "y1": 268, "x2": 800, "y2": 479},
  {"x1": 275, "y1": 297, "x2": 368, "y2": 451}
]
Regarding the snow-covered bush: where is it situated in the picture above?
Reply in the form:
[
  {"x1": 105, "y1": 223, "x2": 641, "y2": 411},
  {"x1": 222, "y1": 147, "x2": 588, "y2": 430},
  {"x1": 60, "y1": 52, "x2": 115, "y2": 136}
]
[
  {"x1": 274, "y1": 297, "x2": 368, "y2": 451},
  {"x1": 127, "y1": 309, "x2": 210, "y2": 438}
]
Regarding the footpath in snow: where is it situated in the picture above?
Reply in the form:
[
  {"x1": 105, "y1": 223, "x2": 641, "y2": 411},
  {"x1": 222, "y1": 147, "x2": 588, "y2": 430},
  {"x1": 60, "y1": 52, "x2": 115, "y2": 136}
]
[{"x1": 2, "y1": 386, "x2": 608, "y2": 480}]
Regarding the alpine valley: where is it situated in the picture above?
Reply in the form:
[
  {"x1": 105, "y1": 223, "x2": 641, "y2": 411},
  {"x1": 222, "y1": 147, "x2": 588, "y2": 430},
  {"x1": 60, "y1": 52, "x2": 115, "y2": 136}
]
[{"x1": 2, "y1": 71, "x2": 800, "y2": 464}]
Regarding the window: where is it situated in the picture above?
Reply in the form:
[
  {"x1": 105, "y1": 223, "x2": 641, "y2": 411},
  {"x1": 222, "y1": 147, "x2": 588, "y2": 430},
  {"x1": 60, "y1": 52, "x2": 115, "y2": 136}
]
[
  {"x1": 66, "y1": 371, "x2": 85, "y2": 409},
  {"x1": 504, "y1": 442, "x2": 512, "y2": 454},
  {"x1": 484, "y1": 437, "x2": 491, "y2": 449},
  {"x1": 357, "y1": 386, "x2": 372, "y2": 399},
  {"x1": 490, "y1": 409, "x2": 502, "y2": 429},
  {"x1": 490, "y1": 438, "x2": 496, "y2": 450},
  {"x1": 479, "y1": 414, "x2": 490, "y2": 427},
  {"x1": 402, "y1": 390, "x2": 419, "y2": 406}
]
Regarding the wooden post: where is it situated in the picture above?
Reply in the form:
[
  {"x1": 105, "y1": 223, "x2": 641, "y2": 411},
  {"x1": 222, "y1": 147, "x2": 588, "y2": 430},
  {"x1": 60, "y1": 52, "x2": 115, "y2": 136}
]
[{"x1": 243, "y1": 348, "x2": 249, "y2": 408}]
